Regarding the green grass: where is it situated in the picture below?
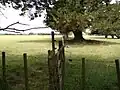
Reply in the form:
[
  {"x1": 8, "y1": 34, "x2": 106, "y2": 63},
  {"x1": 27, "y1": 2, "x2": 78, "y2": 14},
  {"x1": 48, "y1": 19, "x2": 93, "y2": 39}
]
[
  {"x1": 65, "y1": 35, "x2": 120, "y2": 90},
  {"x1": 0, "y1": 35, "x2": 119, "y2": 90}
]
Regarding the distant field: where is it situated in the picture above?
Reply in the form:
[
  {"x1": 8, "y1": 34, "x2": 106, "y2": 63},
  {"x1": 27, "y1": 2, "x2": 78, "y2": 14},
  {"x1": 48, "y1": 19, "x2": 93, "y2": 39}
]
[{"x1": 0, "y1": 35, "x2": 120, "y2": 90}]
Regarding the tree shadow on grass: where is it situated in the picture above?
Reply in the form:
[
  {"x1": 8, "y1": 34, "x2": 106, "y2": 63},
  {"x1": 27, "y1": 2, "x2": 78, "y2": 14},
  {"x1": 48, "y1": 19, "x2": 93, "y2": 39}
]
[
  {"x1": 87, "y1": 35, "x2": 120, "y2": 39},
  {"x1": 19, "y1": 40, "x2": 51, "y2": 43},
  {"x1": 18, "y1": 39, "x2": 120, "y2": 45},
  {"x1": 66, "y1": 39, "x2": 120, "y2": 45}
]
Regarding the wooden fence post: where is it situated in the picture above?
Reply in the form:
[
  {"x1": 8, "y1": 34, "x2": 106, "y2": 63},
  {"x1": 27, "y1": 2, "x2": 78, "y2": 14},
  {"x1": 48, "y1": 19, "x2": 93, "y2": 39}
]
[
  {"x1": 48, "y1": 50, "x2": 58, "y2": 90},
  {"x1": 81, "y1": 58, "x2": 85, "y2": 90},
  {"x1": 59, "y1": 41, "x2": 65, "y2": 90},
  {"x1": 48, "y1": 50, "x2": 53, "y2": 90},
  {"x1": 51, "y1": 31, "x2": 55, "y2": 52},
  {"x1": 23, "y1": 53, "x2": 28, "y2": 90},
  {"x1": 58, "y1": 41, "x2": 62, "y2": 90},
  {"x1": 115, "y1": 59, "x2": 120, "y2": 90},
  {"x1": 2, "y1": 52, "x2": 6, "y2": 82},
  {"x1": 48, "y1": 36, "x2": 66, "y2": 90}
]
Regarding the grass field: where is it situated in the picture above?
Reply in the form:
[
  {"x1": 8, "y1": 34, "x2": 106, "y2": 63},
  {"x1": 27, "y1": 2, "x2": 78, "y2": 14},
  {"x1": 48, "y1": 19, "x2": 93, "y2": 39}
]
[{"x1": 0, "y1": 35, "x2": 120, "y2": 90}]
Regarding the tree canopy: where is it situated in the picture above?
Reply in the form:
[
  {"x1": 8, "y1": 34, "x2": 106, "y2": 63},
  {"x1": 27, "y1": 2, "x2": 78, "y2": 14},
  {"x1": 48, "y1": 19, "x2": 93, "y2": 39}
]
[
  {"x1": 0, "y1": 0, "x2": 56, "y2": 20},
  {"x1": 91, "y1": 4, "x2": 120, "y2": 35},
  {"x1": 44, "y1": 0, "x2": 112, "y2": 40},
  {"x1": 1, "y1": 0, "x2": 56, "y2": 9}
]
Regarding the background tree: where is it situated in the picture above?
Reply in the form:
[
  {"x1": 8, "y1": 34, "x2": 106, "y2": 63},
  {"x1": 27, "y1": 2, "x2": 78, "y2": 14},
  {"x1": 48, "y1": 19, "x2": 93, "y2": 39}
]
[
  {"x1": 45, "y1": 7, "x2": 90, "y2": 40},
  {"x1": 91, "y1": 3, "x2": 120, "y2": 38},
  {"x1": 44, "y1": 0, "x2": 112, "y2": 40}
]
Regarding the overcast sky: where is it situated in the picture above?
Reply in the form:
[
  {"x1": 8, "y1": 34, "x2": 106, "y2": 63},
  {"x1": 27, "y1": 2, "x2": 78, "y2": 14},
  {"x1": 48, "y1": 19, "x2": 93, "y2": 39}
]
[
  {"x1": 0, "y1": 0, "x2": 119, "y2": 34},
  {"x1": 0, "y1": 4, "x2": 53, "y2": 34}
]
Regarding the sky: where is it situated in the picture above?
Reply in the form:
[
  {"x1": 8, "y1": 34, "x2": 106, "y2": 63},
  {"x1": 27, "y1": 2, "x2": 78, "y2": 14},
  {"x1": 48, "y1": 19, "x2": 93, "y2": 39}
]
[
  {"x1": 0, "y1": 0, "x2": 119, "y2": 34},
  {"x1": 111, "y1": 0, "x2": 120, "y2": 4},
  {"x1": 0, "y1": 4, "x2": 53, "y2": 34}
]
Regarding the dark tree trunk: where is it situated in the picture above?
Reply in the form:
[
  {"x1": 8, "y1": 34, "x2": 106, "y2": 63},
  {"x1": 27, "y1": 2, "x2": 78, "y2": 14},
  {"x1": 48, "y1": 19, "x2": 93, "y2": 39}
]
[
  {"x1": 111, "y1": 35, "x2": 114, "y2": 39},
  {"x1": 63, "y1": 33, "x2": 68, "y2": 40},
  {"x1": 105, "y1": 34, "x2": 108, "y2": 38},
  {"x1": 73, "y1": 30, "x2": 84, "y2": 41}
]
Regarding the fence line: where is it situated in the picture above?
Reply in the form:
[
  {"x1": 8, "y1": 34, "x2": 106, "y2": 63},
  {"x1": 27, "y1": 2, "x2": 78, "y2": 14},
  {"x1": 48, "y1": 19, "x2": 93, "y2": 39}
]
[
  {"x1": 1, "y1": 51, "x2": 119, "y2": 90},
  {"x1": 1, "y1": 52, "x2": 29, "y2": 90}
]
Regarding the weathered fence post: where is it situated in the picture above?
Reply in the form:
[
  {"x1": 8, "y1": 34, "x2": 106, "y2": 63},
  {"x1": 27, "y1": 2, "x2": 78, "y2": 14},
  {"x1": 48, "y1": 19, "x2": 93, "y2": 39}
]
[
  {"x1": 48, "y1": 50, "x2": 53, "y2": 90},
  {"x1": 48, "y1": 50, "x2": 58, "y2": 90},
  {"x1": 59, "y1": 41, "x2": 65, "y2": 90},
  {"x1": 23, "y1": 53, "x2": 28, "y2": 90},
  {"x1": 48, "y1": 33, "x2": 66, "y2": 90},
  {"x1": 51, "y1": 31, "x2": 55, "y2": 52},
  {"x1": 2, "y1": 52, "x2": 6, "y2": 82},
  {"x1": 81, "y1": 58, "x2": 85, "y2": 90},
  {"x1": 115, "y1": 59, "x2": 120, "y2": 90}
]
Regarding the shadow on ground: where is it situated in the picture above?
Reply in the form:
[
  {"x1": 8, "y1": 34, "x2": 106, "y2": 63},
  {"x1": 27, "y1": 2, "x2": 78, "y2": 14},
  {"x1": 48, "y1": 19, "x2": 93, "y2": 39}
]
[
  {"x1": 18, "y1": 39, "x2": 120, "y2": 45},
  {"x1": 66, "y1": 39, "x2": 120, "y2": 45},
  {"x1": 19, "y1": 40, "x2": 51, "y2": 43},
  {"x1": 87, "y1": 35, "x2": 119, "y2": 39}
]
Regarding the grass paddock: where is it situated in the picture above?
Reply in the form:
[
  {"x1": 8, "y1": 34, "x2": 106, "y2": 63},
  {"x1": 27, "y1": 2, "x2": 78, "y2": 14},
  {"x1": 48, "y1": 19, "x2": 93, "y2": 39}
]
[{"x1": 0, "y1": 35, "x2": 119, "y2": 90}]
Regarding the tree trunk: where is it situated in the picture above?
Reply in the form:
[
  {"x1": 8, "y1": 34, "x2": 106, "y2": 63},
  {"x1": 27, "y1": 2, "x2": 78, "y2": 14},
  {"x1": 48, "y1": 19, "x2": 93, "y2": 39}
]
[
  {"x1": 73, "y1": 30, "x2": 84, "y2": 41},
  {"x1": 63, "y1": 33, "x2": 68, "y2": 40},
  {"x1": 105, "y1": 34, "x2": 108, "y2": 38},
  {"x1": 111, "y1": 35, "x2": 114, "y2": 39}
]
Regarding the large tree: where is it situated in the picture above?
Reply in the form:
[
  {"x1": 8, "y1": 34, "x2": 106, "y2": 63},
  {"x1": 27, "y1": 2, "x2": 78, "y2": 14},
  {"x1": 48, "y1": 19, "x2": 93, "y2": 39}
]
[
  {"x1": 91, "y1": 3, "x2": 120, "y2": 38},
  {"x1": 0, "y1": 0, "x2": 114, "y2": 39},
  {"x1": 44, "y1": 0, "x2": 112, "y2": 40}
]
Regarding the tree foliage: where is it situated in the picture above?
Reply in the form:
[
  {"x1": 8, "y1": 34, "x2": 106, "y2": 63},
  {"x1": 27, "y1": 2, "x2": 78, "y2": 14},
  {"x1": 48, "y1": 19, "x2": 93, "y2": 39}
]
[
  {"x1": 0, "y1": 0, "x2": 56, "y2": 20},
  {"x1": 45, "y1": 8, "x2": 90, "y2": 33},
  {"x1": 91, "y1": 4, "x2": 120, "y2": 35},
  {"x1": 44, "y1": 0, "x2": 112, "y2": 34}
]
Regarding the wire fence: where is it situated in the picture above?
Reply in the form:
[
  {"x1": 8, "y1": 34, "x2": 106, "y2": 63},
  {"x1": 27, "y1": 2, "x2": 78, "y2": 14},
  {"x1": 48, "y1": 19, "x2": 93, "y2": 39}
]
[
  {"x1": 0, "y1": 52, "x2": 49, "y2": 90},
  {"x1": 48, "y1": 31, "x2": 120, "y2": 90},
  {"x1": 64, "y1": 57, "x2": 120, "y2": 90}
]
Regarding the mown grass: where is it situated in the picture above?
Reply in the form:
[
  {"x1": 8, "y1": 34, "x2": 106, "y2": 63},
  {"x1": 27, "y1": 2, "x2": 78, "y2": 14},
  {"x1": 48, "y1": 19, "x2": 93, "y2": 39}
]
[
  {"x1": 0, "y1": 35, "x2": 119, "y2": 90},
  {"x1": 65, "y1": 35, "x2": 120, "y2": 90}
]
